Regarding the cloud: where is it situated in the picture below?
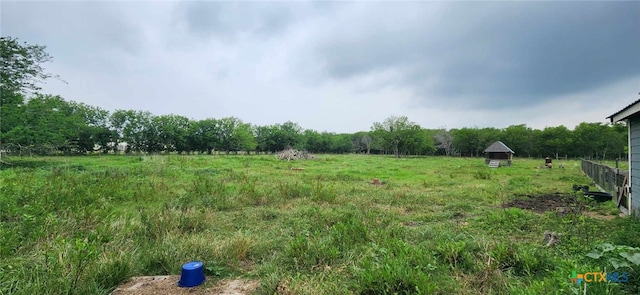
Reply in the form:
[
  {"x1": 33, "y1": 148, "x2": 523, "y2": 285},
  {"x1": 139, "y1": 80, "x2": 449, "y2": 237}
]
[
  {"x1": 1, "y1": 1, "x2": 638, "y2": 133},
  {"x1": 2, "y1": 2, "x2": 143, "y2": 57},
  {"x1": 305, "y1": 2, "x2": 640, "y2": 109},
  {"x1": 177, "y1": 2, "x2": 309, "y2": 42}
]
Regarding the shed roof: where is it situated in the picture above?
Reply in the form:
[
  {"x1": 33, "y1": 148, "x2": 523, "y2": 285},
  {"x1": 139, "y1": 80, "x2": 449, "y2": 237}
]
[
  {"x1": 608, "y1": 98, "x2": 640, "y2": 123},
  {"x1": 484, "y1": 141, "x2": 515, "y2": 154}
]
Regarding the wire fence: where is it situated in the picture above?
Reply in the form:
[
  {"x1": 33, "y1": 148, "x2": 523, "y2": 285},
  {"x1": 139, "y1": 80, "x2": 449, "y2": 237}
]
[{"x1": 581, "y1": 159, "x2": 629, "y2": 213}]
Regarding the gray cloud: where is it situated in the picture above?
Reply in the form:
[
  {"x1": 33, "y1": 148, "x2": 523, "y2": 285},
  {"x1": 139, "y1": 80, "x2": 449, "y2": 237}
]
[
  {"x1": 178, "y1": 2, "x2": 304, "y2": 41},
  {"x1": 308, "y1": 2, "x2": 640, "y2": 109},
  {"x1": 1, "y1": 1, "x2": 144, "y2": 74},
  {"x1": 1, "y1": 1, "x2": 638, "y2": 133}
]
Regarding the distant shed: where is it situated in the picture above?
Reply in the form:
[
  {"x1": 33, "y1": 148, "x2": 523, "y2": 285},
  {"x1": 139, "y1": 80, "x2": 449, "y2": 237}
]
[{"x1": 484, "y1": 141, "x2": 515, "y2": 166}]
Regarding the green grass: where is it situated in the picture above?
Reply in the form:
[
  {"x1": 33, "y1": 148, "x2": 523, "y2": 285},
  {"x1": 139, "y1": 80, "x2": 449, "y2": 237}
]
[
  {"x1": 1, "y1": 155, "x2": 639, "y2": 294},
  {"x1": 590, "y1": 159, "x2": 629, "y2": 170}
]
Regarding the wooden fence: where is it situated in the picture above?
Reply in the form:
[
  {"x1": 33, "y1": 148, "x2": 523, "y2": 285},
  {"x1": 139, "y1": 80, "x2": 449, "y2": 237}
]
[{"x1": 581, "y1": 159, "x2": 629, "y2": 214}]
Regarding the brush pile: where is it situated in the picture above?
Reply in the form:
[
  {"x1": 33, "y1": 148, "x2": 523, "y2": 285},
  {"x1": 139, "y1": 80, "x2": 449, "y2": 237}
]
[{"x1": 276, "y1": 149, "x2": 315, "y2": 161}]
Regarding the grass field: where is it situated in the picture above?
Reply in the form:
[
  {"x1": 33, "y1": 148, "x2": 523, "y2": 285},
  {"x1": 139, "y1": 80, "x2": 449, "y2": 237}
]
[{"x1": 2, "y1": 155, "x2": 640, "y2": 294}]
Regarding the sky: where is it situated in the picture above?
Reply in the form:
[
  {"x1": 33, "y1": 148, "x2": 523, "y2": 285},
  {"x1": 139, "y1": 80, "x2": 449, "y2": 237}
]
[{"x1": 2, "y1": 1, "x2": 639, "y2": 133}]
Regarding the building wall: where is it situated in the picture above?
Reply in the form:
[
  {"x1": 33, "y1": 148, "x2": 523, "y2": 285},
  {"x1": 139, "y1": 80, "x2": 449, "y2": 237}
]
[
  {"x1": 485, "y1": 153, "x2": 512, "y2": 166},
  {"x1": 630, "y1": 116, "x2": 640, "y2": 216},
  {"x1": 487, "y1": 152, "x2": 511, "y2": 160}
]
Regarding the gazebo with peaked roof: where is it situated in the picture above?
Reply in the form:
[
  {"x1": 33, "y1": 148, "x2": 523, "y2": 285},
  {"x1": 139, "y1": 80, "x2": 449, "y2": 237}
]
[{"x1": 484, "y1": 141, "x2": 515, "y2": 166}]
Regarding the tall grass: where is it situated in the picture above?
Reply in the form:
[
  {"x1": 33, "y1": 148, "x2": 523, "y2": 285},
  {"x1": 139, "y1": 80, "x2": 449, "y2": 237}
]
[{"x1": 1, "y1": 155, "x2": 638, "y2": 294}]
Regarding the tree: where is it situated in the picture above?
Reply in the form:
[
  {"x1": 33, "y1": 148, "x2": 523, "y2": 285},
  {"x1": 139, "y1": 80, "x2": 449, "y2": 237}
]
[
  {"x1": 141, "y1": 115, "x2": 162, "y2": 154},
  {"x1": 191, "y1": 118, "x2": 220, "y2": 154},
  {"x1": 254, "y1": 122, "x2": 303, "y2": 152},
  {"x1": 433, "y1": 129, "x2": 455, "y2": 156},
  {"x1": 91, "y1": 127, "x2": 118, "y2": 154},
  {"x1": 0, "y1": 90, "x2": 26, "y2": 137},
  {"x1": 109, "y1": 110, "x2": 153, "y2": 153},
  {"x1": 254, "y1": 125, "x2": 274, "y2": 153},
  {"x1": 3, "y1": 95, "x2": 85, "y2": 155},
  {"x1": 371, "y1": 116, "x2": 423, "y2": 158},
  {"x1": 153, "y1": 114, "x2": 191, "y2": 153},
  {"x1": 215, "y1": 117, "x2": 240, "y2": 154},
  {"x1": 68, "y1": 101, "x2": 112, "y2": 153},
  {"x1": 539, "y1": 125, "x2": 572, "y2": 159},
  {"x1": 277, "y1": 121, "x2": 303, "y2": 150},
  {"x1": 398, "y1": 125, "x2": 431, "y2": 156},
  {"x1": 611, "y1": 122, "x2": 628, "y2": 159},
  {"x1": 328, "y1": 133, "x2": 353, "y2": 154},
  {"x1": 451, "y1": 128, "x2": 480, "y2": 157},
  {"x1": 477, "y1": 127, "x2": 501, "y2": 156},
  {"x1": 573, "y1": 122, "x2": 626, "y2": 160},
  {"x1": 214, "y1": 117, "x2": 257, "y2": 154},
  {"x1": 360, "y1": 134, "x2": 373, "y2": 154},
  {"x1": 303, "y1": 129, "x2": 324, "y2": 153},
  {"x1": 414, "y1": 129, "x2": 436, "y2": 155},
  {"x1": 0, "y1": 36, "x2": 60, "y2": 94},
  {"x1": 501, "y1": 124, "x2": 534, "y2": 157},
  {"x1": 350, "y1": 131, "x2": 373, "y2": 154},
  {"x1": 184, "y1": 120, "x2": 200, "y2": 154},
  {"x1": 303, "y1": 131, "x2": 355, "y2": 154},
  {"x1": 234, "y1": 123, "x2": 257, "y2": 153},
  {"x1": 173, "y1": 116, "x2": 196, "y2": 154},
  {"x1": 1, "y1": 37, "x2": 62, "y2": 160},
  {"x1": 528, "y1": 129, "x2": 544, "y2": 158}
]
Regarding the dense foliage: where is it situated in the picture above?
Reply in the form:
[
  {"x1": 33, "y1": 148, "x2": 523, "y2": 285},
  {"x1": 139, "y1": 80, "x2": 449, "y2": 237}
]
[
  {"x1": 1, "y1": 91, "x2": 626, "y2": 159},
  {"x1": 0, "y1": 37, "x2": 628, "y2": 159}
]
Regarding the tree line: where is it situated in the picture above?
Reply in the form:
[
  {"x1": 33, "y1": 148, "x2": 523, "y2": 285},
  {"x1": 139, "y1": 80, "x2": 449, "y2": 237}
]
[
  {"x1": 0, "y1": 91, "x2": 627, "y2": 160},
  {"x1": 0, "y1": 36, "x2": 628, "y2": 160}
]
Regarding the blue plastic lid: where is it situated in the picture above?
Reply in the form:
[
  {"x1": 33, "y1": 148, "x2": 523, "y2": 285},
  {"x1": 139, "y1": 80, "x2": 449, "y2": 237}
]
[{"x1": 182, "y1": 261, "x2": 203, "y2": 270}]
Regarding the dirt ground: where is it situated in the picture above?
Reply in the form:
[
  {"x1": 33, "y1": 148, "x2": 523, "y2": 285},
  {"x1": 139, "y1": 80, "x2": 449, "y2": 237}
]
[
  {"x1": 502, "y1": 192, "x2": 627, "y2": 222},
  {"x1": 502, "y1": 192, "x2": 584, "y2": 215},
  {"x1": 111, "y1": 276, "x2": 260, "y2": 295}
]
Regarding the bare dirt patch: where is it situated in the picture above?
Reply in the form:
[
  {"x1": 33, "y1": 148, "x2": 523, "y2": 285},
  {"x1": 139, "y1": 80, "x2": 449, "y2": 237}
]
[
  {"x1": 111, "y1": 276, "x2": 259, "y2": 295},
  {"x1": 502, "y1": 193, "x2": 584, "y2": 215}
]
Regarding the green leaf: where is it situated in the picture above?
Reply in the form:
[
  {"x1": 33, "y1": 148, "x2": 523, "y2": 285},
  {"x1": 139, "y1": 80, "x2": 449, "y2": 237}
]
[
  {"x1": 586, "y1": 250, "x2": 603, "y2": 259},
  {"x1": 598, "y1": 243, "x2": 615, "y2": 253},
  {"x1": 609, "y1": 258, "x2": 631, "y2": 269},
  {"x1": 619, "y1": 252, "x2": 640, "y2": 266}
]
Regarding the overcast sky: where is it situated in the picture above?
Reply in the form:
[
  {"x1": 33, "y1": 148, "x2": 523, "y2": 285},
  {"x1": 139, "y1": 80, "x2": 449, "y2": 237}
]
[{"x1": 2, "y1": 1, "x2": 639, "y2": 133}]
